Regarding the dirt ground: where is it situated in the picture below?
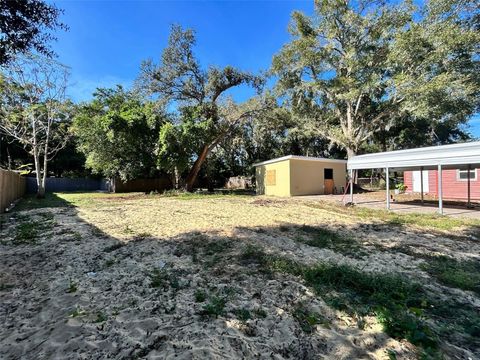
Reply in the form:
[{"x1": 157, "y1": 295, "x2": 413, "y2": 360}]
[{"x1": 0, "y1": 192, "x2": 479, "y2": 359}]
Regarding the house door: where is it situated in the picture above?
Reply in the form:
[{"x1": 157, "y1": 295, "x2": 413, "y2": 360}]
[
  {"x1": 412, "y1": 170, "x2": 429, "y2": 193},
  {"x1": 324, "y1": 168, "x2": 334, "y2": 195}
]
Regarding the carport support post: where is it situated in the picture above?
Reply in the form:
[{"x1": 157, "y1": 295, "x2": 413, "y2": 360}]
[
  {"x1": 420, "y1": 166, "x2": 424, "y2": 205},
  {"x1": 467, "y1": 164, "x2": 472, "y2": 208},
  {"x1": 386, "y1": 167, "x2": 390, "y2": 210},
  {"x1": 438, "y1": 164, "x2": 443, "y2": 215},
  {"x1": 349, "y1": 169, "x2": 353, "y2": 203}
]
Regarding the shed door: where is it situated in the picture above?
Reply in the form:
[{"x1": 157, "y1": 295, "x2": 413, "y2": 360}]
[
  {"x1": 412, "y1": 170, "x2": 429, "y2": 192},
  {"x1": 324, "y1": 168, "x2": 334, "y2": 195}
]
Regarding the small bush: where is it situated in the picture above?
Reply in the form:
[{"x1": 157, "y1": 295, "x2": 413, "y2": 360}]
[
  {"x1": 234, "y1": 308, "x2": 251, "y2": 322},
  {"x1": 200, "y1": 296, "x2": 226, "y2": 317},
  {"x1": 194, "y1": 289, "x2": 207, "y2": 303}
]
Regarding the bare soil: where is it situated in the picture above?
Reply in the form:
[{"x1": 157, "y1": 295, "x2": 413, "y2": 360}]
[{"x1": 0, "y1": 193, "x2": 479, "y2": 359}]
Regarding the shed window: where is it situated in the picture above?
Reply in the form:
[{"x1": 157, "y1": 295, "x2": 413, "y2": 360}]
[
  {"x1": 266, "y1": 170, "x2": 276, "y2": 185},
  {"x1": 457, "y1": 169, "x2": 477, "y2": 181},
  {"x1": 324, "y1": 168, "x2": 333, "y2": 180}
]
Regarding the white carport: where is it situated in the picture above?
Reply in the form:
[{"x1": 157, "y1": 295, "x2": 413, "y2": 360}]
[{"x1": 347, "y1": 141, "x2": 480, "y2": 214}]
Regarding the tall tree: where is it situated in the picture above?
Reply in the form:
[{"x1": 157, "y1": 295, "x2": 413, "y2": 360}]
[
  {"x1": 139, "y1": 25, "x2": 266, "y2": 191},
  {"x1": 73, "y1": 86, "x2": 166, "y2": 181},
  {"x1": 0, "y1": 1, "x2": 67, "y2": 65},
  {"x1": 272, "y1": 0, "x2": 479, "y2": 159},
  {"x1": 0, "y1": 54, "x2": 70, "y2": 197}
]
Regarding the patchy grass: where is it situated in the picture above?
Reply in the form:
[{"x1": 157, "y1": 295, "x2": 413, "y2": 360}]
[
  {"x1": 292, "y1": 305, "x2": 331, "y2": 333},
  {"x1": 234, "y1": 308, "x2": 251, "y2": 322},
  {"x1": 13, "y1": 215, "x2": 55, "y2": 244},
  {"x1": 420, "y1": 255, "x2": 480, "y2": 295},
  {"x1": 194, "y1": 289, "x2": 207, "y2": 303},
  {"x1": 66, "y1": 281, "x2": 77, "y2": 293},
  {"x1": 103, "y1": 242, "x2": 124, "y2": 253},
  {"x1": 295, "y1": 225, "x2": 366, "y2": 258},
  {"x1": 199, "y1": 296, "x2": 227, "y2": 318},
  {"x1": 149, "y1": 268, "x2": 181, "y2": 290},
  {"x1": 305, "y1": 201, "x2": 480, "y2": 231},
  {"x1": 239, "y1": 246, "x2": 443, "y2": 355}
]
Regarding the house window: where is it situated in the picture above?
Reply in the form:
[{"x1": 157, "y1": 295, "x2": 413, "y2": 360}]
[
  {"x1": 266, "y1": 170, "x2": 276, "y2": 186},
  {"x1": 457, "y1": 169, "x2": 477, "y2": 181}
]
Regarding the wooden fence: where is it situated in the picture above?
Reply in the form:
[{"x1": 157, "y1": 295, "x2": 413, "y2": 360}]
[
  {"x1": 0, "y1": 170, "x2": 26, "y2": 213},
  {"x1": 110, "y1": 177, "x2": 172, "y2": 193}
]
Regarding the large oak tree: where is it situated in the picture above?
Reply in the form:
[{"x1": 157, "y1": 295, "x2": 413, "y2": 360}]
[
  {"x1": 272, "y1": 0, "x2": 479, "y2": 159},
  {"x1": 139, "y1": 25, "x2": 266, "y2": 191}
]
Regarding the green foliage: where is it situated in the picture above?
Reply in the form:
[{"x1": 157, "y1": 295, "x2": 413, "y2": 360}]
[
  {"x1": 0, "y1": 1, "x2": 67, "y2": 64},
  {"x1": 292, "y1": 305, "x2": 330, "y2": 333},
  {"x1": 139, "y1": 25, "x2": 266, "y2": 190},
  {"x1": 194, "y1": 289, "x2": 207, "y2": 303},
  {"x1": 199, "y1": 296, "x2": 227, "y2": 317},
  {"x1": 66, "y1": 281, "x2": 77, "y2": 293},
  {"x1": 234, "y1": 308, "x2": 252, "y2": 322},
  {"x1": 73, "y1": 86, "x2": 166, "y2": 181},
  {"x1": 272, "y1": 0, "x2": 479, "y2": 156}
]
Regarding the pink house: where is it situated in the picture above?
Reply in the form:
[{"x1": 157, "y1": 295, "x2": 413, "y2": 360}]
[{"x1": 404, "y1": 168, "x2": 479, "y2": 201}]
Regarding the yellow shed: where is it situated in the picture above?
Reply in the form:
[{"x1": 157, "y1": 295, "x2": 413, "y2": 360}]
[{"x1": 254, "y1": 155, "x2": 347, "y2": 197}]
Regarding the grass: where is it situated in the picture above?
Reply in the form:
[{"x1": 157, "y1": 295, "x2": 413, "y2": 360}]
[
  {"x1": 295, "y1": 225, "x2": 366, "y2": 258},
  {"x1": 161, "y1": 189, "x2": 254, "y2": 200},
  {"x1": 149, "y1": 268, "x2": 180, "y2": 290},
  {"x1": 194, "y1": 289, "x2": 207, "y2": 302},
  {"x1": 234, "y1": 308, "x2": 251, "y2": 322},
  {"x1": 239, "y1": 245, "x2": 441, "y2": 355},
  {"x1": 66, "y1": 281, "x2": 77, "y2": 293},
  {"x1": 305, "y1": 201, "x2": 480, "y2": 231},
  {"x1": 292, "y1": 305, "x2": 330, "y2": 333},
  {"x1": 199, "y1": 296, "x2": 227, "y2": 317},
  {"x1": 103, "y1": 242, "x2": 124, "y2": 253},
  {"x1": 420, "y1": 255, "x2": 480, "y2": 295},
  {"x1": 13, "y1": 213, "x2": 56, "y2": 244}
]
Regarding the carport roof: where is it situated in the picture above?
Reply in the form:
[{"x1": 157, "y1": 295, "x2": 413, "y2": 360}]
[
  {"x1": 253, "y1": 155, "x2": 347, "y2": 167},
  {"x1": 348, "y1": 141, "x2": 480, "y2": 170}
]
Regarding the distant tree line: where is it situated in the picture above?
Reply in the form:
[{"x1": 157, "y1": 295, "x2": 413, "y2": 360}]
[{"x1": 0, "y1": 0, "x2": 479, "y2": 196}]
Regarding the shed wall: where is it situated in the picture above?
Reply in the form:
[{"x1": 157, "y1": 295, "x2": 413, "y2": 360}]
[
  {"x1": 255, "y1": 160, "x2": 291, "y2": 196},
  {"x1": 289, "y1": 160, "x2": 346, "y2": 196}
]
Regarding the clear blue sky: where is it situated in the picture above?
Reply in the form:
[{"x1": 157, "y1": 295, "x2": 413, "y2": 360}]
[{"x1": 51, "y1": 0, "x2": 479, "y2": 138}]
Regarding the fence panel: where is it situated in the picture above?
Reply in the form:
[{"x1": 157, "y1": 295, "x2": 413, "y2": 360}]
[
  {"x1": 25, "y1": 177, "x2": 108, "y2": 194},
  {"x1": 0, "y1": 170, "x2": 26, "y2": 213}
]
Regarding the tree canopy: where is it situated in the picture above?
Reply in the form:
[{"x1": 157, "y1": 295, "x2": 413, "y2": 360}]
[
  {"x1": 73, "y1": 86, "x2": 166, "y2": 181},
  {"x1": 272, "y1": 0, "x2": 479, "y2": 158},
  {"x1": 139, "y1": 25, "x2": 268, "y2": 190},
  {"x1": 0, "y1": 1, "x2": 67, "y2": 65}
]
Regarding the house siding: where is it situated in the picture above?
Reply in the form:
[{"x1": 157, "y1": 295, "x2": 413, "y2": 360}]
[{"x1": 404, "y1": 169, "x2": 480, "y2": 200}]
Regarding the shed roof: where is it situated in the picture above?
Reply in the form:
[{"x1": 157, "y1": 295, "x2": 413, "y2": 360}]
[
  {"x1": 348, "y1": 141, "x2": 480, "y2": 170},
  {"x1": 253, "y1": 155, "x2": 347, "y2": 167}
]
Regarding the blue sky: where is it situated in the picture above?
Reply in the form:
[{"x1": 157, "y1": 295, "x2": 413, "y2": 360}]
[{"x1": 51, "y1": 0, "x2": 479, "y2": 138}]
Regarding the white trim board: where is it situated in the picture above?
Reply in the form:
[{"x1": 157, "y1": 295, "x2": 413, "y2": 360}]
[{"x1": 253, "y1": 155, "x2": 347, "y2": 167}]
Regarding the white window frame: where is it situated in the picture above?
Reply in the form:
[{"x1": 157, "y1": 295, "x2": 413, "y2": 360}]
[{"x1": 457, "y1": 168, "x2": 477, "y2": 181}]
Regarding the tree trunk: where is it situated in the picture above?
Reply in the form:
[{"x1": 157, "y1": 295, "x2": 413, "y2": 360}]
[
  {"x1": 184, "y1": 145, "x2": 210, "y2": 192},
  {"x1": 33, "y1": 151, "x2": 45, "y2": 198}
]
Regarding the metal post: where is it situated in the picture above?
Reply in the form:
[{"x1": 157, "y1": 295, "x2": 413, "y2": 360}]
[
  {"x1": 438, "y1": 164, "x2": 443, "y2": 215},
  {"x1": 420, "y1": 166, "x2": 424, "y2": 205},
  {"x1": 349, "y1": 169, "x2": 354, "y2": 203},
  {"x1": 386, "y1": 167, "x2": 390, "y2": 210},
  {"x1": 467, "y1": 165, "x2": 472, "y2": 208}
]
